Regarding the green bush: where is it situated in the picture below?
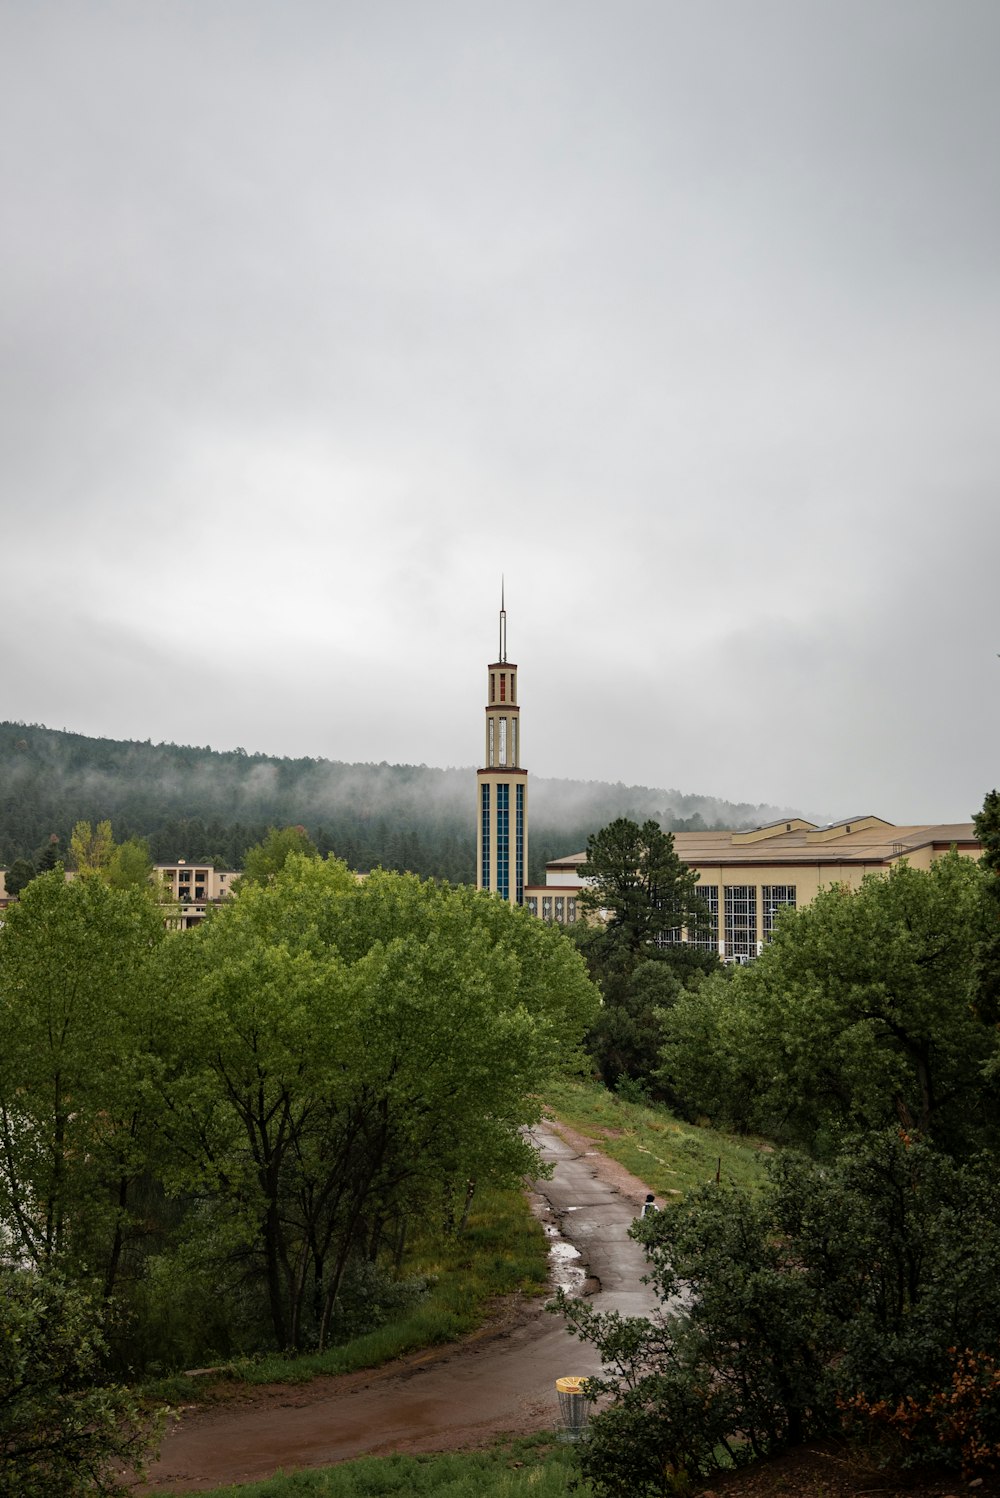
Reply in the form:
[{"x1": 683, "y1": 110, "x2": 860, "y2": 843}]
[
  {"x1": 0, "y1": 1268, "x2": 162, "y2": 1497},
  {"x1": 559, "y1": 1132, "x2": 1000, "y2": 1493}
]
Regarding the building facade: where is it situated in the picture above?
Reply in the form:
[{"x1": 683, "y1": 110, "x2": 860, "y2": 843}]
[
  {"x1": 154, "y1": 861, "x2": 238, "y2": 928},
  {"x1": 476, "y1": 596, "x2": 528, "y2": 906},
  {"x1": 529, "y1": 814, "x2": 981, "y2": 960}
]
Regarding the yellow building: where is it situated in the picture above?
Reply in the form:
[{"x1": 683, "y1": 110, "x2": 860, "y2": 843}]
[
  {"x1": 154, "y1": 860, "x2": 238, "y2": 927},
  {"x1": 0, "y1": 861, "x2": 238, "y2": 924},
  {"x1": 529, "y1": 815, "x2": 981, "y2": 961},
  {"x1": 476, "y1": 594, "x2": 528, "y2": 906}
]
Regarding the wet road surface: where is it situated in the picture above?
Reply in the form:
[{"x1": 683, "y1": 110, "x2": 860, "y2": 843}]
[{"x1": 141, "y1": 1120, "x2": 662, "y2": 1493}]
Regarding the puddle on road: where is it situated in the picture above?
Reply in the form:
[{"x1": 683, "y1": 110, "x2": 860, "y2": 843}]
[{"x1": 534, "y1": 1206, "x2": 586, "y2": 1296}]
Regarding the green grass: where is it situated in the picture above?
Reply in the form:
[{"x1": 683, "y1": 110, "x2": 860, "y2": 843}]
[
  {"x1": 543, "y1": 1075, "x2": 774, "y2": 1198},
  {"x1": 175, "y1": 1183, "x2": 550, "y2": 1391},
  {"x1": 190, "y1": 1436, "x2": 582, "y2": 1497}
]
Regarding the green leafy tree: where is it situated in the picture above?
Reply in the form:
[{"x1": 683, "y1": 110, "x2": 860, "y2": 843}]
[
  {"x1": 3, "y1": 857, "x2": 37, "y2": 899},
  {"x1": 148, "y1": 856, "x2": 599, "y2": 1351},
  {"x1": 105, "y1": 837, "x2": 153, "y2": 890},
  {"x1": 0, "y1": 871, "x2": 165, "y2": 1296},
  {"x1": 236, "y1": 824, "x2": 319, "y2": 886},
  {"x1": 659, "y1": 852, "x2": 999, "y2": 1153},
  {"x1": 0, "y1": 1268, "x2": 160, "y2": 1497},
  {"x1": 572, "y1": 819, "x2": 716, "y2": 1092},
  {"x1": 69, "y1": 819, "x2": 114, "y2": 875},
  {"x1": 581, "y1": 951, "x2": 684, "y2": 1092},
  {"x1": 577, "y1": 818, "x2": 706, "y2": 953}
]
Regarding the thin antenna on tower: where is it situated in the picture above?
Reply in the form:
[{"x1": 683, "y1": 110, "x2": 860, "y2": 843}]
[{"x1": 499, "y1": 577, "x2": 507, "y2": 662}]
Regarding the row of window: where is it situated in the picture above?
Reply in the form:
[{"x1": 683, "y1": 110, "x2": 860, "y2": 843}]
[
  {"x1": 654, "y1": 883, "x2": 797, "y2": 962},
  {"x1": 694, "y1": 880, "x2": 796, "y2": 964},
  {"x1": 480, "y1": 783, "x2": 491, "y2": 888},
  {"x1": 526, "y1": 895, "x2": 578, "y2": 924},
  {"x1": 515, "y1": 783, "x2": 525, "y2": 905},
  {"x1": 496, "y1": 783, "x2": 510, "y2": 900},
  {"x1": 479, "y1": 781, "x2": 527, "y2": 904}
]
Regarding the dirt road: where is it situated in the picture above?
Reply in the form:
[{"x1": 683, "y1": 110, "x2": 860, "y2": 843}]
[{"x1": 141, "y1": 1120, "x2": 662, "y2": 1492}]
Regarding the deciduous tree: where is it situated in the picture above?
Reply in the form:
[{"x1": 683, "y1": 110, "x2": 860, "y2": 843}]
[
  {"x1": 0, "y1": 871, "x2": 165, "y2": 1295},
  {"x1": 149, "y1": 857, "x2": 598, "y2": 1350},
  {"x1": 660, "y1": 853, "x2": 999, "y2": 1152}
]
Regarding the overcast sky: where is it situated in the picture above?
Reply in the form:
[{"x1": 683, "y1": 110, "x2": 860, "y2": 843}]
[{"x1": 3, "y1": 1, "x2": 998, "y2": 825}]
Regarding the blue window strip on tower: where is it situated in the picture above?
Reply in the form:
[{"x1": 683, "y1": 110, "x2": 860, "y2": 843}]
[
  {"x1": 515, "y1": 782, "x2": 524, "y2": 905},
  {"x1": 481, "y1": 783, "x2": 491, "y2": 888},
  {"x1": 497, "y1": 782, "x2": 509, "y2": 901}
]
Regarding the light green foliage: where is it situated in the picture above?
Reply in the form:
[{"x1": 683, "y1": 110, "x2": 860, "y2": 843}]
[
  {"x1": 0, "y1": 871, "x2": 165, "y2": 1294},
  {"x1": 66, "y1": 820, "x2": 152, "y2": 890},
  {"x1": 0, "y1": 851, "x2": 596, "y2": 1370},
  {"x1": 148, "y1": 858, "x2": 599, "y2": 1352},
  {"x1": 660, "y1": 853, "x2": 999, "y2": 1152},
  {"x1": 0, "y1": 1268, "x2": 160, "y2": 1497},
  {"x1": 237, "y1": 825, "x2": 320, "y2": 886},
  {"x1": 68, "y1": 818, "x2": 114, "y2": 874}
]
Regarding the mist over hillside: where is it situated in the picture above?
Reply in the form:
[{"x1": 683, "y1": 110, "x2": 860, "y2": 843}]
[{"x1": 0, "y1": 722, "x2": 797, "y2": 883}]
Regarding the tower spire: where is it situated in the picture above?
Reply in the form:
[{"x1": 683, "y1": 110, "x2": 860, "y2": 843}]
[
  {"x1": 499, "y1": 578, "x2": 507, "y2": 663},
  {"x1": 477, "y1": 595, "x2": 528, "y2": 906}
]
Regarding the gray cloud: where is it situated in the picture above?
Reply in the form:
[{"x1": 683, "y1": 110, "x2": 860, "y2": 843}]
[{"x1": 2, "y1": 0, "x2": 998, "y2": 826}]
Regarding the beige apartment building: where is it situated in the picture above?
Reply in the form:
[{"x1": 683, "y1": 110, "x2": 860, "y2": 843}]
[
  {"x1": 0, "y1": 860, "x2": 238, "y2": 924},
  {"x1": 154, "y1": 861, "x2": 238, "y2": 927},
  {"x1": 527, "y1": 815, "x2": 981, "y2": 961}
]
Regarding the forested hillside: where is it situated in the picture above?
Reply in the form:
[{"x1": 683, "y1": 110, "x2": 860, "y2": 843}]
[{"x1": 0, "y1": 721, "x2": 791, "y2": 882}]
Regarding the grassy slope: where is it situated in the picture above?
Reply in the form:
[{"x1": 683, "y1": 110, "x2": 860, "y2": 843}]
[
  {"x1": 544, "y1": 1076, "x2": 773, "y2": 1197},
  {"x1": 190, "y1": 1437, "x2": 577, "y2": 1497}
]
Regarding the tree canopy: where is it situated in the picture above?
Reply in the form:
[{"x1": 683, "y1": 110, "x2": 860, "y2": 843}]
[
  {"x1": 0, "y1": 855, "x2": 599, "y2": 1364},
  {"x1": 577, "y1": 818, "x2": 707, "y2": 952},
  {"x1": 660, "y1": 851, "x2": 999, "y2": 1153}
]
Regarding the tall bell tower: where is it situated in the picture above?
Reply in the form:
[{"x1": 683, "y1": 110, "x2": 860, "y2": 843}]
[{"x1": 476, "y1": 587, "x2": 528, "y2": 905}]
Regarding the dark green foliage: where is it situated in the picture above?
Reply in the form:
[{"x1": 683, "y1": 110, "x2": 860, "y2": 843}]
[
  {"x1": 0, "y1": 720, "x2": 780, "y2": 882},
  {"x1": 570, "y1": 819, "x2": 719, "y2": 1094},
  {"x1": 973, "y1": 787, "x2": 1000, "y2": 1024},
  {"x1": 577, "y1": 818, "x2": 707, "y2": 952},
  {"x1": 0, "y1": 1269, "x2": 160, "y2": 1496},
  {"x1": 660, "y1": 853, "x2": 999, "y2": 1152},
  {"x1": 562, "y1": 1135, "x2": 1000, "y2": 1492},
  {"x1": 2, "y1": 856, "x2": 36, "y2": 897}
]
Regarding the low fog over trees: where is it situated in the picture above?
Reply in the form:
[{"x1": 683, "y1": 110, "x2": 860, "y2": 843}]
[{"x1": 0, "y1": 721, "x2": 788, "y2": 882}]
